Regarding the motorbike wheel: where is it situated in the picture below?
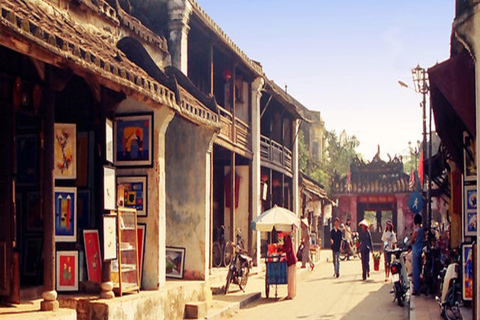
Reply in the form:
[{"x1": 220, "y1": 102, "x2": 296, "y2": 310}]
[
  {"x1": 212, "y1": 242, "x2": 222, "y2": 267},
  {"x1": 224, "y1": 243, "x2": 233, "y2": 266},
  {"x1": 394, "y1": 282, "x2": 404, "y2": 306},
  {"x1": 239, "y1": 263, "x2": 250, "y2": 290},
  {"x1": 444, "y1": 304, "x2": 463, "y2": 320},
  {"x1": 224, "y1": 268, "x2": 233, "y2": 294}
]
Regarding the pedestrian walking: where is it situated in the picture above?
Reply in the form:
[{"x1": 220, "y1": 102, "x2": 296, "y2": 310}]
[
  {"x1": 330, "y1": 218, "x2": 342, "y2": 278},
  {"x1": 410, "y1": 214, "x2": 423, "y2": 295},
  {"x1": 381, "y1": 220, "x2": 397, "y2": 281},
  {"x1": 358, "y1": 219, "x2": 373, "y2": 280},
  {"x1": 282, "y1": 228, "x2": 297, "y2": 299},
  {"x1": 301, "y1": 218, "x2": 315, "y2": 270}
]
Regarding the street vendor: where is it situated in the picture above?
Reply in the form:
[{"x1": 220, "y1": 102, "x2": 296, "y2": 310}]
[{"x1": 280, "y1": 226, "x2": 297, "y2": 300}]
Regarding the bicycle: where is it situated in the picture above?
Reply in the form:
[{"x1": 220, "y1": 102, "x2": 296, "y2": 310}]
[{"x1": 212, "y1": 226, "x2": 227, "y2": 267}]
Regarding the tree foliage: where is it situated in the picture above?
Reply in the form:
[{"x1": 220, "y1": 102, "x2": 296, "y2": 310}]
[{"x1": 299, "y1": 129, "x2": 360, "y2": 195}]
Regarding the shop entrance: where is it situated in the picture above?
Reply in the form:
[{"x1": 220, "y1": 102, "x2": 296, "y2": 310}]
[{"x1": 357, "y1": 201, "x2": 397, "y2": 250}]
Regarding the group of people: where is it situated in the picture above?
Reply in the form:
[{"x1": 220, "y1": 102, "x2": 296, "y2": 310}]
[{"x1": 279, "y1": 213, "x2": 425, "y2": 299}]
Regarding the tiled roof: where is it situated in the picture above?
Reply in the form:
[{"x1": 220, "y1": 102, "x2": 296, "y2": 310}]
[{"x1": 0, "y1": 0, "x2": 219, "y2": 128}]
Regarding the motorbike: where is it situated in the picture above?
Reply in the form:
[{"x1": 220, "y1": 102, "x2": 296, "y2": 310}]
[
  {"x1": 339, "y1": 232, "x2": 359, "y2": 261},
  {"x1": 435, "y1": 249, "x2": 463, "y2": 320},
  {"x1": 224, "y1": 232, "x2": 253, "y2": 294},
  {"x1": 387, "y1": 245, "x2": 410, "y2": 306}
]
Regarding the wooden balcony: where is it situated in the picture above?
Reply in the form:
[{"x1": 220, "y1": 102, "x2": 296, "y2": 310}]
[
  {"x1": 217, "y1": 106, "x2": 252, "y2": 154},
  {"x1": 260, "y1": 135, "x2": 292, "y2": 173}
]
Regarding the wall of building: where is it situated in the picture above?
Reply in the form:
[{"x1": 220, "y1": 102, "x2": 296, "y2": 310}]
[
  {"x1": 165, "y1": 116, "x2": 215, "y2": 280},
  {"x1": 115, "y1": 97, "x2": 174, "y2": 290}
]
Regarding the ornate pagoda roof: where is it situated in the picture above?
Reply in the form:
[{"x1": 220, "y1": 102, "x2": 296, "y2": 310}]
[{"x1": 332, "y1": 149, "x2": 410, "y2": 195}]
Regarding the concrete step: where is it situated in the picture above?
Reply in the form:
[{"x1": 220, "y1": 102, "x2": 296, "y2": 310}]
[{"x1": 185, "y1": 301, "x2": 207, "y2": 319}]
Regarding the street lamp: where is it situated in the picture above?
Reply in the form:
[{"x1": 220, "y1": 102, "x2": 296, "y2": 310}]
[{"x1": 411, "y1": 65, "x2": 431, "y2": 235}]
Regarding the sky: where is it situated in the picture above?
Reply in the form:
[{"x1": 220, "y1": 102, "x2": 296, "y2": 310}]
[{"x1": 196, "y1": 0, "x2": 454, "y2": 160}]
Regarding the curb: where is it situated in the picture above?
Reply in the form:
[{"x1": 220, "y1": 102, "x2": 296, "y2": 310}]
[{"x1": 205, "y1": 292, "x2": 261, "y2": 320}]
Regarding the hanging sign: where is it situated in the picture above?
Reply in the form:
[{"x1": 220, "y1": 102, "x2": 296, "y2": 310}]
[{"x1": 408, "y1": 192, "x2": 424, "y2": 214}]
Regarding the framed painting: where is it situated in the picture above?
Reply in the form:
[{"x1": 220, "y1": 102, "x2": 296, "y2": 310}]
[
  {"x1": 103, "y1": 214, "x2": 117, "y2": 260},
  {"x1": 464, "y1": 132, "x2": 476, "y2": 181},
  {"x1": 462, "y1": 243, "x2": 473, "y2": 301},
  {"x1": 104, "y1": 166, "x2": 116, "y2": 210},
  {"x1": 106, "y1": 118, "x2": 114, "y2": 164},
  {"x1": 16, "y1": 134, "x2": 37, "y2": 186},
  {"x1": 166, "y1": 247, "x2": 185, "y2": 279},
  {"x1": 54, "y1": 187, "x2": 77, "y2": 242},
  {"x1": 54, "y1": 123, "x2": 77, "y2": 180},
  {"x1": 77, "y1": 190, "x2": 90, "y2": 230},
  {"x1": 114, "y1": 113, "x2": 153, "y2": 167},
  {"x1": 117, "y1": 176, "x2": 147, "y2": 217},
  {"x1": 56, "y1": 251, "x2": 78, "y2": 291},
  {"x1": 464, "y1": 185, "x2": 477, "y2": 237},
  {"x1": 23, "y1": 237, "x2": 42, "y2": 277},
  {"x1": 83, "y1": 230, "x2": 102, "y2": 283},
  {"x1": 137, "y1": 223, "x2": 146, "y2": 283},
  {"x1": 26, "y1": 191, "x2": 42, "y2": 232}
]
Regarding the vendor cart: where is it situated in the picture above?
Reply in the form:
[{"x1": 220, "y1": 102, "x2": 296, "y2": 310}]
[{"x1": 265, "y1": 253, "x2": 288, "y2": 298}]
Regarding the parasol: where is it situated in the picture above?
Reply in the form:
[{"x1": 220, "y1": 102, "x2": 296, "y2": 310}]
[{"x1": 250, "y1": 205, "x2": 300, "y2": 232}]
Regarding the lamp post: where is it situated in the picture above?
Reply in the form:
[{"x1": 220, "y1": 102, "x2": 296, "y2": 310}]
[{"x1": 411, "y1": 65, "x2": 431, "y2": 234}]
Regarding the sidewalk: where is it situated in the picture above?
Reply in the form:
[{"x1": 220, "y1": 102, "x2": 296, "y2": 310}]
[
  {"x1": 204, "y1": 249, "x2": 330, "y2": 320},
  {"x1": 409, "y1": 292, "x2": 473, "y2": 320}
]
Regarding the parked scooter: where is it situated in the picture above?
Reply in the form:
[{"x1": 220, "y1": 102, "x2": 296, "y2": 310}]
[
  {"x1": 387, "y1": 237, "x2": 410, "y2": 306},
  {"x1": 435, "y1": 249, "x2": 463, "y2": 320},
  {"x1": 224, "y1": 231, "x2": 253, "y2": 294}
]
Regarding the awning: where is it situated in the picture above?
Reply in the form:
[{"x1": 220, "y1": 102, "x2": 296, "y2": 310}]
[{"x1": 428, "y1": 50, "x2": 475, "y2": 168}]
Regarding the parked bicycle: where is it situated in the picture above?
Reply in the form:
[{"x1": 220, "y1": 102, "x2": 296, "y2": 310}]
[{"x1": 212, "y1": 226, "x2": 231, "y2": 267}]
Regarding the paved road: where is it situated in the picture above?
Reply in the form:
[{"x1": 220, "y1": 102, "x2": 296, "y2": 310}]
[{"x1": 227, "y1": 254, "x2": 409, "y2": 320}]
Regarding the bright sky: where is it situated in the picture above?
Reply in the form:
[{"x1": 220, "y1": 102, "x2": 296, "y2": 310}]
[{"x1": 196, "y1": 0, "x2": 454, "y2": 160}]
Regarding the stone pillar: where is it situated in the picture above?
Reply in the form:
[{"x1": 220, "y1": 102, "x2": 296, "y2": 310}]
[
  {"x1": 167, "y1": 0, "x2": 193, "y2": 74},
  {"x1": 41, "y1": 86, "x2": 58, "y2": 312},
  {"x1": 251, "y1": 77, "x2": 264, "y2": 269}
]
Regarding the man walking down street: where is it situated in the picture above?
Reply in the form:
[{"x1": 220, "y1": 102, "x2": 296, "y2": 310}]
[
  {"x1": 358, "y1": 219, "x2": 374, "y2": 281},
  {"x1": 301, "y1": 218, "x2": 315, "y2": 270},
  {"x1": 330, "y1": 218, "x2": 342, "y2": 278}
]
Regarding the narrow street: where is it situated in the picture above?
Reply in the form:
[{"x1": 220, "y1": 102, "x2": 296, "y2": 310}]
[{"x1": 228, "y1": 253, "x2": 408, "y2": 320}]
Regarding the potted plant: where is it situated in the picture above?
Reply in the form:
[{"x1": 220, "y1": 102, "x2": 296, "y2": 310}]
[{"x1": 372, "y1": 251, "x2": 381, "y2": 271}]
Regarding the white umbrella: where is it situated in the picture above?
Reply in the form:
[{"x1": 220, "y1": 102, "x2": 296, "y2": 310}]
[{"x1": 250, "y1": 205, "x2": 300, "y2": 232}]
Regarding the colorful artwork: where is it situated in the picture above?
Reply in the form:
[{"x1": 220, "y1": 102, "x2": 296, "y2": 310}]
[
  {"x1": 55, "y1": 187, "x2": 77, "y2": 242},
  {"x1": 54, "y1": 123, "x2": 77, "y2": 179},
  {"x1": 466, "y1": 187, "x2": 477, "y2": 210},
  {"x1": 464, "y1": 132, "x2": 476, "y2": 181},
  {"x1": 166, "y1": 247, "x2": 185, "y2": 279},
  {"x1": 466, "y1": 212, "x2": 477, "y2": 234},
  {"x1": 26, "y1": 192, "x2": 42, "y2": 232},
  {"x1": 464, "y1": 185, "x2": 477, "y2": 236},
  {"x1": 137, "y1": 223, "x2": 146, "y2": 283},
  {"x1": 103, "y1": 215, "x2": 117, "y2": 260},
  {"x1": 114, "y1": 114, "x2": 152, "y2": 167},
  {"x1": 117, "y1": 176, "x2": 147, "y2": 216},
  {"x1": 56, "y1": 251, "x2": 78, "y2": 291},
  {"x1": 16, "y1": 134, "x2": 37, "y2": 186},
  {"x1": 462, "y1": 244, "x2": 473, "y2": 301},
  {"x1": 23, "y1": 237, "x2": 42, "y2": 277},
  {"x1": 83, "y1": 230, "x2": 102, "y2": 283}
]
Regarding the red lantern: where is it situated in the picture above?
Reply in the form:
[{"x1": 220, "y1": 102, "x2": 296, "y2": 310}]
[{"x1": 222, "y1": 68, "x2": 232, "y2": 82}]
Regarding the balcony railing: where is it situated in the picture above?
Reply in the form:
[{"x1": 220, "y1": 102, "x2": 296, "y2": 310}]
[
  {"x1": 260, "y1": 135, "x2": 292, "y2": 171},
  {"x1": 217, "y1": 106, "x2": 251, "y2": 152}
]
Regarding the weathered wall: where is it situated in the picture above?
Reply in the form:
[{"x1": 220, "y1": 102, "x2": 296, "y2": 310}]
[
  {"x1": 116, "y1": 97, "x2": 174, "y2": 289},
  {"x1": 165, "y1": 116, "x2": 215, "y2": 280},
  {"x1": 224, "y1": 165, "x2": 251, "y2": 249}
]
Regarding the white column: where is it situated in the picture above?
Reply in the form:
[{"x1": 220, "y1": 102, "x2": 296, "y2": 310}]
[
  {"x1": 251, "y1": 77, "x2": 264, "y2": 270},
  {"x1": 293, "y1": 119, "x2": 300, "y2": 246},
  {"x1": 167, "y1": 0, "x2": 193, "y2": 74}
]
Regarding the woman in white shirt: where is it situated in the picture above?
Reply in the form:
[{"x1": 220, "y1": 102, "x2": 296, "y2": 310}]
[{"x1": 381, "y1": 220, "x2": 397, "y2": 282}]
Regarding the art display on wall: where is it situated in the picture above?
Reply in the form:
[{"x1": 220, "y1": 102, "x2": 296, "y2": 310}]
[
  {"x1": 463, "y1": 132, "x2": 476, "y2": 181},
  {"x1": 114, "y1": 114, "x2": 153, "y2": 167},
  {"x1": 55, "y1": 187, "x2": 77, "y2": 242},
  {"x1": 464, "y1": 185, "x2": 477, "y2": 237},
  {"x1": 104, "y1": 166, "x2": 116, "y2": 210},
  {"x1": 23, "y1": 237, "x2": 42, "y2": 277},
  {"x1": 16, "y1": 134, "x2": 37, "y2": 186},
  {"x1": 54, "y1": 123, "x2": 77, "y2": 179},
  {"x1": 117, "y1": 175, "x2": 147, "y2": 217},
  {"x1": 56, "y1": 251, "x2": 78, "y2": 291},
  {"x1": 83, "y1": 230, "x2": 102, "y2": 283},
  {"x1": 106, "y1": 118, "x2": 114, "y2": 164},
  {"x1": 462, "y1": 243, "x2": 473, "y2": 301},
  {"x1": 26, "y1": 191, "x2": 42, "y2": 232},
  {"x1": 103, "y1": 214, "x2": 117, "y2": 260},
  {"x1": 166, "y1": 247, "x2": 185, "y2": 279}
]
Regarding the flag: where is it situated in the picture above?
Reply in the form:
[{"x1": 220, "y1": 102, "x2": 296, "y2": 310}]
[
  {"x1": 409, "y1": 170, "x2": 415, "y2": 191},
  {"x1": 418, "y1": 151, "x2": 424, "y2": 186}
]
